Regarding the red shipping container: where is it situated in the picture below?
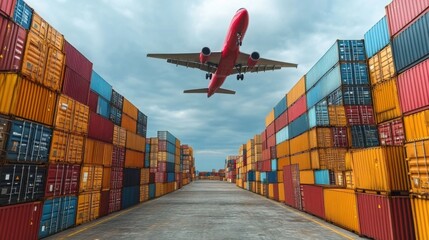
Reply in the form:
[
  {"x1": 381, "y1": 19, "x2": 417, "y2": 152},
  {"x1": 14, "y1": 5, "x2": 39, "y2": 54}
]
[
  {"x1": 359, "y1": 106, "x2": 375, "y2": 125},
  {"x1": 108, "y1": 188, "x2": 121, "y2": 213},
  {"x1": 0, "y1": 201, "x2": 42, "y2": 240},
  {"x1": 63, "y1": 40, "x2": 93, "y2": 81},
  {"x1": 262, "y1": 149, "x2": 270, "y2": 161},
  {"x1": 257, "y1": 161, "x2": 263, "y2": 171},
  {"x1": 267, "y1": 135, "x2": 276, "y2": 149},
  {"x1": 275, "y1": 110, "x2": 288, "y2": 132},
  {"x1": 332, "y1": 127, "x2": 349, "y2": 148},
  {"x1": 273, "y1": 183, "x2": 279, "y2": 201},
  {"x1": 149, "y1": 173, "x2": 155, "y2": 183},
  {"x1": 112, "y1": 146, "x2": 125, "y2": 168},
  {"x1": 0, "y1": 16, "x2": 26, "y2": 71},
  {"x1": 288, "y1": 95, "x2": 307, "y2": 123},
  {"x1": 0, "y1": 0, "x2": 16, "y2": 18},
  {"x1": 266, "y1": 122, "x2": 275, "y2": 137},
  {"x1": 301, "y1": 184, "x2": 325, "y2": 219},
  {"x1": 270, "y1": 146, "x2": 276, "y2": 160},
  {"x1": 88, "y1": 111, "x2": 114, "y2": 143},
  {"x1": 110, "y1": 167, "x2": 123, "y2": 189},
  {"x1": 378, "y1": 119, "x2": 405, "y2": 146},
  {"x1": 62, "y1": 67, "x2": 90, "y2": 105},
  {"x1": 386, "y1": 0, "x2": 429, "y2": 37},
  {"x1": 157, "y1": 162, "x2": 166, "y2": 172},
  {"x1": 158, "y1": 140, "x2": 167, "y2": 152},
  {"x1": 357, "y1": 193, "x2": 415, "y2": 240},
  {"x1": 261, "y1": 159, "x2": 271, "y2": 172},
  {"x1": 155, "y1": 172, "x2": 166, "y2": 183},
  {"x1": 45, "y1": 164, "x2": 81, "y2": 197},
  {"x1": 283, "y1": 164, "x2": 302, "y2": 210},
  {"x1": 397, "y1": 58, "x2": 429, "y2": 114},
  {"x1": 150, "y1": 167, "x2": 157, "y2": 173},
  {"x1": 88, "y1": 91, "x2": 98, "y2": 113},
  {"x1": 99, "y1": 190, "x2": 110, "y2": 217},
  {"x1": 344, "y1": 106, "x2": 375, "y2": 126}
]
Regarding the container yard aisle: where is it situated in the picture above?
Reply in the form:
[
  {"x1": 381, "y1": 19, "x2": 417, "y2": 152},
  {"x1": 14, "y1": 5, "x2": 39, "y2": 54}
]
[{"x1": 47, "y1": 181, "x2": 363, "y2": 240}]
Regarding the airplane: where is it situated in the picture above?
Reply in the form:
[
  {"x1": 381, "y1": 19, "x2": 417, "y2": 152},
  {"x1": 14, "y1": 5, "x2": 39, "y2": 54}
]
[{"x1": 147, "y1": 8, "x2": 297, "y2": 98}]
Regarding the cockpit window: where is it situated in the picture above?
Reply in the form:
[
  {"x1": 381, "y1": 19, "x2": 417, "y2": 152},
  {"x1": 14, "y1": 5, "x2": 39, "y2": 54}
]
[{"x1": 236, "y1": 8, "x2": 245, "y2": 13}]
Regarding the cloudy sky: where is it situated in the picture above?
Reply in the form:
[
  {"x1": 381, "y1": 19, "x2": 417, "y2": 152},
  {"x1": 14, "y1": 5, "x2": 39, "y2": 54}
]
[{"x1": 26, "y1": 0, "x2": 391, "y2": 171}]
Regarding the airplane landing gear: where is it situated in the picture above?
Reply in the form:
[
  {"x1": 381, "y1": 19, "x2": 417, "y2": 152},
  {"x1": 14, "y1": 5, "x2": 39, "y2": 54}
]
[
  {"x1": 205, "y1": 73, "x2": 212, "y2": 80},
  {"x1": 237, "y1": 33, "x2": 242, "y2": 46},
  {"x1": 236, "y1": 74, "x2": 244, "y2": 81}
]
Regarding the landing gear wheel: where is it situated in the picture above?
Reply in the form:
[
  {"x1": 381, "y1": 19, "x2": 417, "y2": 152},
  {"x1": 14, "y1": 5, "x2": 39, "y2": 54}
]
[
  {"x1": 236, "y1": 74, "x2": 244, "y2": 80},
  {"x1": 206, "y1": 73, "x2": 212, "y2": 80}
]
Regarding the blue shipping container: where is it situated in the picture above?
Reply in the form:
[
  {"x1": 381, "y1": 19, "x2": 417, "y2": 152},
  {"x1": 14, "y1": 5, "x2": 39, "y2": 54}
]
[
  {"x1": 137, "y1": 123, "x2": 147, "y2": 138},
  {"x1": 306, "y1": 40, "x2": 366, "y2": 90},
  {"x1": 327, "y1": 88, "x2": 343, "y2": 105},
  {"x1": 123, "y1": 168, "x2": 140, "y2": 187},
  {"x1": 260, "y1": 172, "x2": 267, "y2": 183},
  {"x1": 392, "y1": 12, "x2": 429, "y2": 73},
  {"x1": 39, "y1": 196, "x2": 77, "y2": 238},
  {"x1": 137, "y1": 111, "x2": 147, "y2": 125},
  {"x1": 97, "y1": 96, "x2": 110, "y2": 119},
  {"x1": 167, "y1": 142, "x2": 176, "y2": 154},
  {"x1": 109, "y1": 106, "x2": 122, "y2": 126},
  {"x1": 288, "y1": 113, "x2": 309, "y2": 139},
  {"x1": 342, "y1": 86, "x2": 372, "y2": 105},
  {"x1": 167, "y1": 173, "x2": 175, "y2": 182},
  {"x1": 247, "y1": 171, "x2": 255, "y2": 182},
  {"x1": 267, "y1": 171, "x2": 277, "y2": 183},
  {"x1": 158, "y1": 131, "x2": 176, "y2": 144},
  {"x1": 275, "y1": 126, "x2": 289, "y2": 144},
  {"x1": 271, "y1": 159, "x2": 277, "y2": 171},
  {"x1": 121, "y1": 186, "x2": 140, "y2": 209},
  {"x1": 307, "y1": 64, "x2": 341, "y2": 108},
  {"x1": 308, "y1": 101, "x2": 329, "y2": 128},
  {"x1": 274, "y1": 97, "x2": 287, "y2": 119},
  {"x1": 90, "y1": 71, "x2": 113, "y2": 101},
  {"x1": 340, "y1": 63, "x2": 369, "y2": 85},
  {"x1": 351, "y1": 125, "x2": 379, "y2": 148},
  {"x1": 364, "y1": 16, "x2": 390, "y2": 58},
  {"x1": 167, "y1": 162, "x2": 175, "y2": 173},
  {"x1": 111, "y1": 89, "x2": 123, "y2": 109},
  {"x1": 13, "y1": 0, "x2": 33, "y2": 30},
  {"x1": 144, "y1": 154, "x2": 150, "y2": 168},
  {"x1": 5, "y1": 119, "x2": 52, "y2": 163},
  {"x1": 314, "y1": 170, "x2": 334, "y2": 185},
  {"x1": 149, "y1": 184, "x2": 156, "y2": 199}
]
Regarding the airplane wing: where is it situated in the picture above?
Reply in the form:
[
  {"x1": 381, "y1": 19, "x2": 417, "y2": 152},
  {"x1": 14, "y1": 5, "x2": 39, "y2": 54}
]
[
  {"x1": 232, "y1": 52, "x2": 297, "y2": 74},
  {"x1": 147, "y1": 52, "x2": 222, "y2": 73}
]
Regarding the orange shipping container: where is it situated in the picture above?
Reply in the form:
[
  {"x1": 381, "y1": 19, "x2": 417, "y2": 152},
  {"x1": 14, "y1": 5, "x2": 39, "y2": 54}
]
[
  {"x1": 102, "y1": 167, "x2": 111, "y2": 191},
  {"x1": 0, "y1": 73, "x2": 19, "y2": 114},
  {"x1": 309, "y1": 128, "x2": 333, "y2": 149},
  {"x1": 254, "y1": 134, "x2": 262, "y2": 144},
  {"x1": 140, "y1": 168, "x2": 150, "y2": 185},
  {"x1": 76, "y1": 191, "x2": 101, "y2": 225},
  {"x1": 345, "y1": 171, "x2": 355, "y2": 189},
  {"x1": 21, "y1": 31, "x2": 47, "y2": 85},
  {"x1": 290, "y1": 132, "x2": 310, "y2": 155},
  {"x1": 53, "y1": 95, "x2": 74, "y2": 132},
  {"x1": 72, "y1": 101, "x2": 89, "y2": 135},
  {"x1": 121, "y1": 113, "x2": 137, "y2": 133},
  {"x1": 277, "y1": 170, "x2": 283, "y2": 183},
  {"x1": 79, "y1": 165, "x2": 103, "y2": 192},
  {"x1": 368, "y1": 45, "x2": 395, "y2": 86},
  {"x1": 126, "y1": 131, "x2": 146, "y2": 152},
  {"x1": 49, "y1": 130, "x2": 84, "y2": 164},
  {"x1": 84, "y1": 139, "x2": 113, "y2": 166},
  {"x1": 404, "y1": 109, "x2": 429, "y2": 142},
  {"x1": 125, "y1": 149, "x2": 144, "y2": 168},
  {"x1": 310, "y1": 148, "x2": 347, "y2": 171},
  {"x1": 324, "y1": 188, "x2": 360, "y2": 234},
  {"x1": 46, "y1": 23, "x2": 64, "y2": 51},
  {"x1": 265, "y1": 109, "x2": 275, "y2": 127},
  {"x1": 372, "y1": 78, "x2": 401, "y2": 124},
  {"x1": 122, "y1": 98, "x2": 138, "y2": 120},
  {"x1": 351, "y1": 146, "x2": 409, "y2": 192},
  {"x1": 277, "y1": 157, "x2": 290, "y2": 169},
  {"x1": 291, "y1": 151, "x2": 311, "y2": 170},
  {"x1": 278, "y1": 183, "x2": 285, "y2": 202},
  {"x1": 140, "y1": 184, "x2": 149, "y2": 202},
  {"x1": 287, "y1": 75, "x2": 306, "y2": 107},
  {"x1": 67, "y1": 134, "x2": 85, "y2": 164},
  {"x1": 300, "y1": 170, "x2": 315, "y2": 184},
  {"x1": 113, "y1": 125, "x2": 126, "y2": 147},
  {"x1": 43, "y1": 46, "x2": 65, "y2": 91},
  {"x1": 329, "y1": 105, "x2": 347, "y2": 126},
  {"x1": 30, "y1": 13, "x2": 48, "y2": 39},
  {"x1": 276, "y1": 140, "x2": 290, "y2": 158},
  {"x1": 411, "y1": 196, "x2": 429, "y2": 240},
  {"x1": 405, "y1": 140, "x2": 429, "y2": 195}
]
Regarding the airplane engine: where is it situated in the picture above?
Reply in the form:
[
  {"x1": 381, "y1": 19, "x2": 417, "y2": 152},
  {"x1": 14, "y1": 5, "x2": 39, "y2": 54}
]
[
  {"x1": 247, "y1": 51, "x2": 260, "y2": 69},
  {"x1": 199, "y1": 47, "x2": 211, "y2": 63}
]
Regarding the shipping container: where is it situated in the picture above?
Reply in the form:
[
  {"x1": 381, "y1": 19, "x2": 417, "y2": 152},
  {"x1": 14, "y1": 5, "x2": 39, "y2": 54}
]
[
  {"x1": 125, "y1": 149, "x2": 144, "y2": 168},
  {"x1": 113, "y1": 125, "x2": 126, "y2": 147},
  {"x1": 290, "y1": 151, "x2": 311, "y2": 170},
  {"x1": 98, "y1": 190, "x2": 109, "y2": 217},
  {"x1": 344, "y1": 105, "x2": 375, "y2": 126},
  {"x1": 88, "y1": 111, "x2": 113, "y2": 143},
  {"x1": 39, "y1": 196, "x2": 77, "y2": 238},
  {"x1": 95, "y1": 95, "x2": 110, "y2": 119},
  {"x1": 301, "y1": 185, "x2": 325, "y2": 219},
  {"x1": 0, "y1": 16, "x2": 26, "y2": 71},
  {"x1": 309, "y1": 128, "x2": 332, "y2": 149},
  {"x1": 276, "y1": 140, "x2": 289, "y2": 158},
  {"x1": 126, "y1": 131, "x2": 146, "y2": 152},
  {"x1": 121, "y1": 113, "x2": 137, "y2": 133},
  {"x1": 288, "y1": 95, "x2": 306, "y2": 123},
  {"x1": 287, "y1": 76, "x2": 305, "y2": 107},
  {"x1": 72, "y1": 101, "x2": 89, "y2": 135},
  {"x1": 308, "y1": 102, "x2": 329, "y2": 128},
  {"x1": 76, "y1": 191, "x2": 100, "y2": 225},
  {"x1": 123, "y1": 168, "x2": 140, "y2": 187},
  {"x1": 108, "y1": 188, "x2": 121, "y2": 213},
  {"x1": 13, "y1": 0, "x2": 32, "y2": 30},
  {"x1": 397, "y1": 58, "x2": 429, "y2": 115},
  {"x1": 79, "y1": 165, "x2": 103, "y2": 192},
  {"x1": 378, "y1": 118, "x2": 405, "y2": 146},
  {"x1": 140, "y1": 184, "x2": 149, "y2": 202},
  {"x1": 273, "y1": 96, "x2": 287, "y2": 119},
  {"x1": 44, "y1": 46, "x2": 65, "y2": 91},
  {"x1": 283, "y1": 164, "x2": 302, "y2": 210},
  {"x1": 136, "y1": 122, "x2": 147, "y2": 138},
  {"x1": 306, "y1": 40, "x2": 366, "y2": 91},
  {"x1": 90, "y1": 70, "x2": 112, "y2": 101},
  {"x1": 307, "y1": 65, "x2": 341, "y2": 109},
  {"x1": 84, "y1": 138, "x2": 113, "y2": 166},
  {"x1": 21, "y1": 30, "x2": 47, "y2": 85},
  {"x1": 122, "y1": 97, "x2": 138, "y2": 120},
  {"x1": 0, "y1": 164, "x2": 46, "y2": 205},
  {"x1": 314, "y1": 169, "x2": 335, "y2": 185},
  {"x1": 351, "y1": 146, "x2": 408, "y2": 192},
  {"x1": 364, "y1": 16, "x2": 390, "y2": 58},
  {"x1": 332, "y1": 127, "x2": 349, "y2": 148},
  {"x1": 290, "y1": 132, "x2": 309, "y2": 155},
  {"x1": 311, "y1": 148, "x2": 347, "y2": 171},
  {"x1": 410, "y1": 195, "x2": 429, "y2": 240},
  {"x1": 111, "y1": 89, "x2": 123, "y2": 110},
  {"x1": 137, "y1": 110, "x2": 147, "y2": 126},
  {"x1": 110, "y1": 167, "x2": 123, "y2": 190},
  {"x1": 350, "y1": 125, "x2": 379, "y2": 148},
  {"x1": 288, "y1": 113, "x2": 309, "y2": 139},
  {"x1": 368, "y1": 45, "x2": 396, "y2": 86},
  {"x1": 392, "y1": 12, "x2": 429, "y2": 73},
  {"x1": 54, "y1": 95, "x2": 74, "y2": 132},
  {"x1": 357, "y1": 193, "x2": 415, "y2": 240},
  {"x1": 112, "y1": 146, "x2": 125, "y2": 168},
  {"x1": 63, "y1": 40, "x2": 92, "y2": 82},
  {"x1": 266, "y1": 122, "x2": 275, "y2": 138},
  {"x1": 404, "y1": 109, "x2": 429, "y2": 142},
  {"x1": 265, "y1": 109, "x2": 275, "y2": 127},
  {"x1": 328, "y1": 105, "x2": 347, "y2": 126},
  {"x1": 62, "y1": 67, "x2": 90, "y2": 105},
  {"x1": 0, "y1": 0, "x2": 16, "y2": 18},
  {"x1": 372, "y1": 78, "x2": 401, "y2": 123},
  {"x1": 405, "y1": 140, "x2": 429, "y2": 195},
  {"x1": 122, "y1": 186, "x2": 139, "y2": 209},
  {"x1": 274, "y1": 110, "x2": 288, "y2": 132},
  {"x1": 50, "y1": 131, "x2": 84, "y2": 164},
  {"x1": 324, "y1": 188, "x2": 360, "y2": 233},
  {"x1": 386, "y1": 0, "x2": 429, "y2": 37},
  {"x1": 0, "y1": 201, "x2": 42, "y2": 240},
  {"x1": 45, "y1": 164, "x2": 80, "y2": 197},
  {"x1": 110, "y1": 106, "x2": 122, "y2": 126}
]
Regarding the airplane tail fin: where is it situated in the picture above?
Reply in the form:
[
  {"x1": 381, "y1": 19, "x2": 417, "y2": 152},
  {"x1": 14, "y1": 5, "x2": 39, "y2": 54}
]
[{"x1": 183, "y1": 88, "x2": 236, "y2": 95}]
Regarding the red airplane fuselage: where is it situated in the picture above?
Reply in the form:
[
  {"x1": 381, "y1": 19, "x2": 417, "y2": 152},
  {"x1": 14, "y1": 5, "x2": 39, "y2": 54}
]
[{"x1": 207, "y1": 8, "x2": 249, "y2": 97}]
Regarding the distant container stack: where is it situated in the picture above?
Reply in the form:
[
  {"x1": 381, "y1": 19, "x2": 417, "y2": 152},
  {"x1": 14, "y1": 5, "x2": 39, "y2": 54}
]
[{"x1": 225, "y1": 156, "x2": 238, "y2": 183}]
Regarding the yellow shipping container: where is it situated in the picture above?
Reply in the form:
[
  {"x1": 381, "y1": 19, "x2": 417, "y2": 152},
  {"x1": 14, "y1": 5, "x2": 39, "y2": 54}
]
[
  {"x1": 404, "y1": 109, "x2": 429, "y2": 142},
  {"x1": 67, "y1": 134, "x2": 85, "y2": 164},
  {"x1": 299, "y1": 170, "x2": 315, "y2": 184},
  {"x1": 309, "y1": 128, "x2": 333, "y2": 149},
  {"x1": 265, "y1": 109, "x2": 275, "y2": 127},
  {"x1": 329, "y1": 105, "x2": 347, "y2": 126},
  {"x1": 372, "y1": 78, "x2": 401, "y2": 123},
  {"x1": 43, "y1": 46, "x2": 65, "y2": 92},
  {"x1": 324, "y1": 188, "x2": 360, "y2": 234},
  {"x1": 276, "y1": 140, "x2": 290, "y2": 158},
  {"x1": 79, "y1": 165, "x2": 103, "y2": 192},
  {"x1": 121, "y1": 113, "x2": 137, "y2": 133},
  {"x1": 254, "y1": 134, "x2": 262, "y2": 144},
  {"x1": 411, "y1": 196, "x2": 429, "y2": 240},
  {"x1": 54, "y1": 95, "x2": 74, "y2": 132},
  {"x1": 291, "y1": 151, "x2": 311, "y2": 170},
  {"x1": 345, "y1": 171, "x2": 355, "y2": 189},
  {"x1": 405, "y1": 140, "x2": 429, "y2": 195},
  {"x1": 102, "y1": 167, "x2": 111, "y2": 191},
  {"x1": 287, "y1": 76, "x2": 306, "y2": 107},
  {"x1": 278, "y1": 183, "x2": 285, "y2": 202},
  {"x1": 47, "y1": 23, "x2": 64, "y2": 51},
  {"x1": 30, "y1": 13, "x2": 48, "y2": 38},
  {"x1": 278, "y1": 157, "x2": 290, "y2": 170},
  {"x1": 368, "y1": 44, "x2": 395, "y2": 86},
  {"x1": 0, "y1": 73, "x2": 19, "y2": 114},
  {"x1": 277, "y1": 170, "x2": 283, "y2": 183},
  {"x1": 140, "y1": 184, "x2": 149, "y2": 202},
  {"x1": 351, "y1": 146, "x2": 409, "y2": 192},
  {"x1": 125, "y1": 149, "x2": 144, "y2": 168},
  {"x1": 113, "y1": 125, "x2": 126, "y2": 147},
  {"x1": 126, "y1": 131, "x2": 146, "y2": 152},
  {"x1": 122, "y1": 98, "x2": 138, "y2": 120},
  {"x1": 49, "y1": 130, "x2": 84, "y2": 164},
  {"x1": 290, "y1": 132, "x2": 310, "y2": 155},
  {"x1": 268, "y1": 184, "x2": 275, "y2": 199},
  {"x1": 76, "y1": 191, "x2": 101, "y2": 225},
  {"x1": 310, "y1": 148, "x2": 347, "y2": 171},
  {"x1": 21, "y1": 31, "x2": 47, "y2": 85},
  {"x1": 140, "y1": 168, "x2": 150, "y2": 185},
  {"x1": 72, "y1": 101, "x2": 89, "y2": 135},
  {"x1": 344, "y1": 152, "x2": 353, "y2": 171},
  {"x1": 84, "y1": 139, "x2": 113, "y2": 166}
]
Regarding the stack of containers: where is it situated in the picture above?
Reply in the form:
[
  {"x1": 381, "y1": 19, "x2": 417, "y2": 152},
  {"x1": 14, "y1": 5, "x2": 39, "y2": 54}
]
[
  {"x1": 245, "y1": 135, "x2": 261, "y2": 193},
  {"x1": 387, "y1": 1, "x2": 429, "y2": 239},
  {"x1": 148, "y1": 137, "x2": 158, "y2": 199},
  {"x1": 225, "y1": 156, "x2": 238, "y2": 183},
  {"x1": 180, "y1": 145, "x2": 194, "y2": 186},
  {"x1": 156, "y1": 131, "x2": 178, "y2": 197},
  {"x1": 235, "y1": 144, "x2": 246, "y2": 189}
]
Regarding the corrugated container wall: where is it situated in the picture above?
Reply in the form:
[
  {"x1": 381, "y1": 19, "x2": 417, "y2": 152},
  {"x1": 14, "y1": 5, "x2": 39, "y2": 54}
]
[
  {"x1": 39, "y1": 196, "x2": 77, "y2": 238},
  {"x1": 122, "y1": 98, "x2": 138, "y2": 120},
  {"x1": 111, "y1": 89, "x2": 124, "y2": 110},
  {"x1": 301, "y1": 185, "x2": 325, "y2": 219},
  {"x1": 324, "y1": 188, "x2": 360, "y2": 234},
  {"x1": 0, "y1": 17, "x2": 26, "y2": 71},
  {"x1": 63, "y1": 40, "x2": 93, "y2": 82},
  {"x1": 274, "y1": 96, "x2": 287, "y2": 119},
  {"x1": 13, "y1": 0, "x2": 33, "y2": 30},
  {"x1": 386, "y1": 0, "x2": 429, "y2": 37},
  {"x1": 62, "y1": 67, "x2": 90, "y2": 105},
  {"x1": 403, "y1": 109, "x2": 429, "y2": 142},
  {"x1": 364, "y1": 16, "x2": 390, "y2": 58},
  {"x1": 411, "y1": 196, "x2": 429, "y2": 240},
  {"x1": 372, "y1": 78, "x2": 401, "y2": 123},
  {"x1": 265, "y1": 109, "x2": 275, "y2": 127},
  {"x1": 0, "y1": 201, "x2": 42, "y2": 240},
  {"x1": 405, "y1": 140, "x2": 429, "y2": 195},
  {"x1": 288, "y1": 113, "x2": 309, "y2": 139},
  {"x1": 88, "y1": 112, "x2": 113, "y2": 143},
  {"x1": 368, "y1": 45, "x2": 396, "y2": 86},
  {"x1": 90, "y1": 71, "x2": 112, "y2": 101},
  {"x1": 0, "y1": 0, "x2": 16, "y2": 18},
  {"x1": 287, "y1": 76, "x2": 305, "y2": 107}
]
